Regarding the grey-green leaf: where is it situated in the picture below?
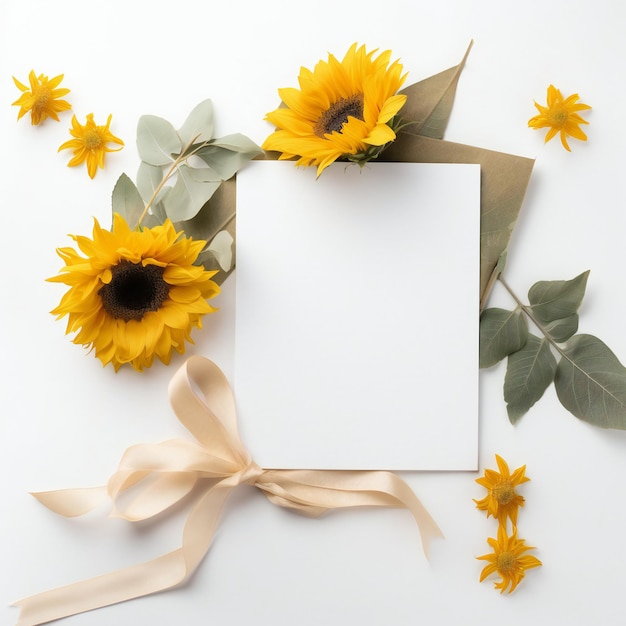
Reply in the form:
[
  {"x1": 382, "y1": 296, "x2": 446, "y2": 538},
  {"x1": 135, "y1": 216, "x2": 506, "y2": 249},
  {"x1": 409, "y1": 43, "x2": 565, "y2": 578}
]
[
  {"x1": 137, "y1": 115, "x2": 181, "y2": 166},
  {"x1": 555, "y1": 334, "x2": 626, "y2": 429},
  {"x1": 543, "y1": 314, "x2": 579, "y2": 343},
  {"x1": 206, "y1": 230, "x2": 234, "y2": 271},
  {"x1": 210, "y1": 133, "x2": 264, "y2": 155},
  {"x1": 178, "y1": 99, "x2": 214, "y2": 146},
  {"x1": 528, "y1": 270, "x2": 590, "y2": 323},
  {"x1": 111, "y1": 173, "x2": 145, "y2": 226},
  {"x1": 164, "y1": 164, "x2": 222, "y2": 222},
  {"x1": 136, "y1": 161, "x2": 165, "y2": 204},
  {"x1": 195, "y1": 146, "x2": 255, "y2": 181},
  {"x1": 504, "y1": 334, "x2": 557, "y2": 424},
  {"x1": 479, "y1": 307, "x2": 528, "y2": 368}
]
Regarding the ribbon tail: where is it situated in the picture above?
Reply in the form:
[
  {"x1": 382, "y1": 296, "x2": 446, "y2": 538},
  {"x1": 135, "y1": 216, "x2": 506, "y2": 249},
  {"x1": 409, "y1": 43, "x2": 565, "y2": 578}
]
[
  {"x1": 13, "y1": 482, "x2": 235, "y2": 626},
  {"x1": 31, "y1": 487, "x2": 108, "y2": 517},
  {"x1": 259, "y1": 470, "x2": 443, "y2": 558}
]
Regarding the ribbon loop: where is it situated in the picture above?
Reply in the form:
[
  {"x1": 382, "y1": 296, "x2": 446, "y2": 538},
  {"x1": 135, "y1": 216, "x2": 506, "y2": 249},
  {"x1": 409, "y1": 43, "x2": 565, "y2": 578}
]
[{"x1": 14, "y1": 356, "x2": 442, "y2": 626}]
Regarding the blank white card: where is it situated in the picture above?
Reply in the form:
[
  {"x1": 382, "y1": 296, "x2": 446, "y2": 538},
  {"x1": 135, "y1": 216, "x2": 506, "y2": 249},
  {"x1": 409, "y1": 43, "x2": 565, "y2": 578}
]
[{"x1": 235, "y1": 161, "x2": 479, "y2": 470}]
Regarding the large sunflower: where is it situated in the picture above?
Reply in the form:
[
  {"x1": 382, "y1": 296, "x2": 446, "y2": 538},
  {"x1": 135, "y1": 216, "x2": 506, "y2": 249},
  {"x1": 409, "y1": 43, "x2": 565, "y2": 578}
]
[
  {"x1": 262, "y1": 43, "x2": 408, "y2": 176},
  {"x1": 49, "y1": 214, "x2": 220, "y2": 371}
]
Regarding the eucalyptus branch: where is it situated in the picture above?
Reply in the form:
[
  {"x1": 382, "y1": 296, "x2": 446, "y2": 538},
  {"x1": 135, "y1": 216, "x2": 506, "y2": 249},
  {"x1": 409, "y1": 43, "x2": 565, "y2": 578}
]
[
  {"x1": 134, "y1": 133, "x2": 210, "y2": 230},
  {"x1": 498, "y1": 275, "x2": 568, "y2": 359}
]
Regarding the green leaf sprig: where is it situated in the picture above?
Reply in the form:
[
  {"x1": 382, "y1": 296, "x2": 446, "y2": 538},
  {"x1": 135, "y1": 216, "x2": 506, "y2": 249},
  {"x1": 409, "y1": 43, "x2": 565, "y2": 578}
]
[
  {"x1": 111, "y1": 99, "x2": 263, "y2": 283},
  {"x1": 481, "y1": 270, "x2": 626, "y2": 429}
]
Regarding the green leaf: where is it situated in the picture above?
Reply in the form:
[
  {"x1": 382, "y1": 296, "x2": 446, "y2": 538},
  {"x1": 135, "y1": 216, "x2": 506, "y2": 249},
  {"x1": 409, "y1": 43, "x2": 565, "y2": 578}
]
[
  {"x1": 206, "y1": 230, "x2": 234, "y2": 271},
  {"x1": 543, "y1": 314, "x2": 579, "y2": 343},
  {"x1": 136, "y1": 161, "x2": 164, "y2": 204},
  {"x1": 178, "y1": 99, "x2": 214, "y2": 146},
  {"x1": 479, "y1": 307, "x2": 528, "y2": 368},
  {"x1": 504, "y1": 334, "x2": 557, "y2": 424},
  {"x1": 555, "y1": 334, "x2": 626, "y2": 429},
  {"x1": 137, "y1": 115, "x2": 181, "y2": 166},
  {"x1": 528, "y1": 270, "x2": 590, "y2": 323},
  {"x1": 210, "y1": 133, "x2": 263, "y2": 155},
  {"x1": 111, "y1": 173, "x2": 145, "y2": 227},
  {"x1": 195, "y1": 146, "x2": 256, "y2": 181},
  {"x1": 164, "y1": 164, "x2": 221, "y2": 222}
]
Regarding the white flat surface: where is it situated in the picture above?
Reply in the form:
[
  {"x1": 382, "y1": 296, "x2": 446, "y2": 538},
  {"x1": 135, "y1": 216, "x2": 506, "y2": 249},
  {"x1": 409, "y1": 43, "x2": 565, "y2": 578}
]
[
  {"x1": 236, "y1": 161, "x2": 479, "y2": 470},
  {"x1": 2, "y1": 1, "x2": 626, "y2": 625}
]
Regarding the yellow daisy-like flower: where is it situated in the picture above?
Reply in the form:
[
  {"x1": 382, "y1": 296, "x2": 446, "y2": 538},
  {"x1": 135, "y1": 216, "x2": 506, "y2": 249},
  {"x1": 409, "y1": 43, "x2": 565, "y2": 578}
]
[
  {"x1": 58, "y1": 113, "x2": 124, "y2": 178},
  {"x1": 477, "y1": 525, "x2": 542, "y2": 594},
  {"x1": 12, "y1": 70, "x2": 71, "y2": 125},
  {"x1": 262, "y1": 43, "x2": 408, "y2": 177},
  {"x1": 474, "y1": 454, "x2": 529, "y2": 526},
  {"x1": 49, "y1": 214, "x2": 220, "y2": 372},
  {"x1": 528, "y1": 84, "x2": 591, "y2": 151}
]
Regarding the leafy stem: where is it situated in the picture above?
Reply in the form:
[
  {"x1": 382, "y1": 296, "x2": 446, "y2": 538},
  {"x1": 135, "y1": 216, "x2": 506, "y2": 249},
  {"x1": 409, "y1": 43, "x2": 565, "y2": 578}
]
[
  {"x1": 134, "y1": 133, "x2": 209, "y2": 230},
  {"x1": 497, "y1": 274, "x2": 568, "y2": 360}
]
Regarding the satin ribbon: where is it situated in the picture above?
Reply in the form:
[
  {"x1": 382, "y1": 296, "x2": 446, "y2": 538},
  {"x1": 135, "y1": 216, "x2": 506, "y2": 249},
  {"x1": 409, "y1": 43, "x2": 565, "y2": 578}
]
[{"x1": 13, "y1": 356, "x2": 442, "y2": 626}]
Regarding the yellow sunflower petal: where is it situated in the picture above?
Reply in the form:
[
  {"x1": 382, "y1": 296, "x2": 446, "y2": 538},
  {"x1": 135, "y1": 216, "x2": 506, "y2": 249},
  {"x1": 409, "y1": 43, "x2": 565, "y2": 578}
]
[
  {"x1": 529, "y1": 85, "x2": 590, "y2": 150},
  {"x1": 49, "y1": 214, "x2": 219, "y2": 371},
  {"x1": 263, "y1": 43, "x2": 407, "y2": 174}
]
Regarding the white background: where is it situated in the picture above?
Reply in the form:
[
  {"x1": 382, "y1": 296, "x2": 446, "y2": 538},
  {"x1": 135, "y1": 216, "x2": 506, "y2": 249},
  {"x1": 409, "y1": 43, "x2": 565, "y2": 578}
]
[{"x1": 1, "y1": 1, "x2": 626, "y2": 625}]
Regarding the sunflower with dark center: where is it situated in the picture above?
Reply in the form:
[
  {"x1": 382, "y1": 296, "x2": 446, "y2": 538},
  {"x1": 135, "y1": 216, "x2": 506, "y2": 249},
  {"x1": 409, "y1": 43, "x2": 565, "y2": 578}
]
[
  {"x1": 49, "y1": 214, "x2": 220, "y2": 371},
  {"x1": 262, "y1": 43, "x2": 408, "y2": 176}
]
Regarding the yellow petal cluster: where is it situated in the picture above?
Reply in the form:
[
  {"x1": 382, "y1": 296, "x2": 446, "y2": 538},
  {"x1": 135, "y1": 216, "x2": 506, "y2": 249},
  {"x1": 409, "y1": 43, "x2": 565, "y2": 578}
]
[
  {"x1": 475, "y1": 455, "x2": 541, "y2": 593},
  {"x1": 263, "y1": 43, "x2": 407, "y2": 176},
  {"x1": 528, "y1": 84, "x2": 591, "y2": 151},
  {"x1": 12, "y1": 70, "x2": 71, "y2": 125},
  {"x1": 477, "y1": 525, "x2": 542, "y2": 594},
  {"x1": 474, "y1": 454, "x2": 529, "y2": 526},
  {"x1": 58, "y1": 113, "x2": 124, "y2": 178},
  {"x1": 49, "y1": 214, "x2": 220, "y2": 371}
]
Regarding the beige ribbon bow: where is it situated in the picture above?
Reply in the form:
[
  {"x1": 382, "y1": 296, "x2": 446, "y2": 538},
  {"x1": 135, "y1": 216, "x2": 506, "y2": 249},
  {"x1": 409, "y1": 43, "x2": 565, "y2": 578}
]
[{"x1": 13, "y1": 355, "x2": 442, "y2": 626}]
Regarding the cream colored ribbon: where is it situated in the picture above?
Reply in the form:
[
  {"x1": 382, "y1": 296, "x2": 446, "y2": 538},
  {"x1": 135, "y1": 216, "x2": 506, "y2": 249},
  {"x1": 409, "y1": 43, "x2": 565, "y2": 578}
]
[{"x1": 13, "y1": 356, "x2": 442, "y2": 626}]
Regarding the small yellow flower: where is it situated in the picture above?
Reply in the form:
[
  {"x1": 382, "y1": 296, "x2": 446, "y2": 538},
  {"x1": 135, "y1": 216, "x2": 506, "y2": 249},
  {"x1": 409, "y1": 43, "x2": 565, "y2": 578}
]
[
  {"x1": 49, "y1": 214, "x2": 220, "y2": 371},
  {"x1": 528, "y1": 84, "x2": 591, "y2": 151},
  {"x1": 12, "y1": 70, "x2": 71, "y2": 125},
  {"x1": 263, "y1": 43, "x2": 407, "y2": 177},
  {"x1": 477, "y1": 525, "x2": 542, "y2": 594},
  {"x1": 58, "y1": 113, "x2": 124, "y2": 178},
  {"x1": 474, "y1": 454, "x2": 529, "y2": 526}
]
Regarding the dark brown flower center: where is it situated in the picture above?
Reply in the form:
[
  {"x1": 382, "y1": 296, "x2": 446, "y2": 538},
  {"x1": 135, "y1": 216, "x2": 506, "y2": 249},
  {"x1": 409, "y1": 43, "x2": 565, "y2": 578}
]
[
  {"x1": 99, "y1": 260, "x2": 170, "y2": 321},
  {"x1": 314, "y1": 93, "x2": 364, "y2": 138}
]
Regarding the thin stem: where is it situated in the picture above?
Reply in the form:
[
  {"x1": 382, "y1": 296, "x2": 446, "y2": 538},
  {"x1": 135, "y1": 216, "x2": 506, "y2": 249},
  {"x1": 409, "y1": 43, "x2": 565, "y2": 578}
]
[
  {"x1": 133, "y1": 134, "x2": 210, "y2": 230},
  {"x1": 497, "y1": 275, "x2": 568, "y2": 359}
]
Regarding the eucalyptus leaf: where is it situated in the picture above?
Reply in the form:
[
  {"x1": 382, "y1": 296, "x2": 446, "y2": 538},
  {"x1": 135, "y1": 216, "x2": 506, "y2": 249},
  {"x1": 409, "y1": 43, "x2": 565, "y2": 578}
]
[
  {"x1": 136, "y1": 161, "x2": 165, "y2": 204},
  {"x1": 178, "y1": 99, "x2": 214, "y2": 146},
  {"x1": 543, "y1": 314, "x2": 579, "y2": 343},
  {"x1": 555, "y1": 334, "x2": 626, "y2": 429},
  {"x1": 164, "y1": 164, "x2": 221, "y2": 222},
  {"x1": 210, "y1": 133, "x2": 264, "y2": 155},
  {"x1": 151, "y1": 192, "x2": 169, "y2": 224},
  {"x1": 195, "y1": 146, "x2": 257, "y2": 181},
  {"x1": 504, "y1": 334, "x2": 557, "y2": 424},
  {"x1": 528, "y1": 270, "x2": 590, "y2": 323},
  {"x1": 136, "y1": 115, "x2": 181, "y2": 166},
  {"x1": 479, "y1": 307, "x2": 528, "y2": 368},
  {"x1": 205, "y1": 230, "x2": 234, "y2": 271},
  {"x1": 111, "y1": 173, "x2": 145, "y2": 227},
  {"x1": 195, "y1": 248, "x2": 222, "y2": 274}
]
